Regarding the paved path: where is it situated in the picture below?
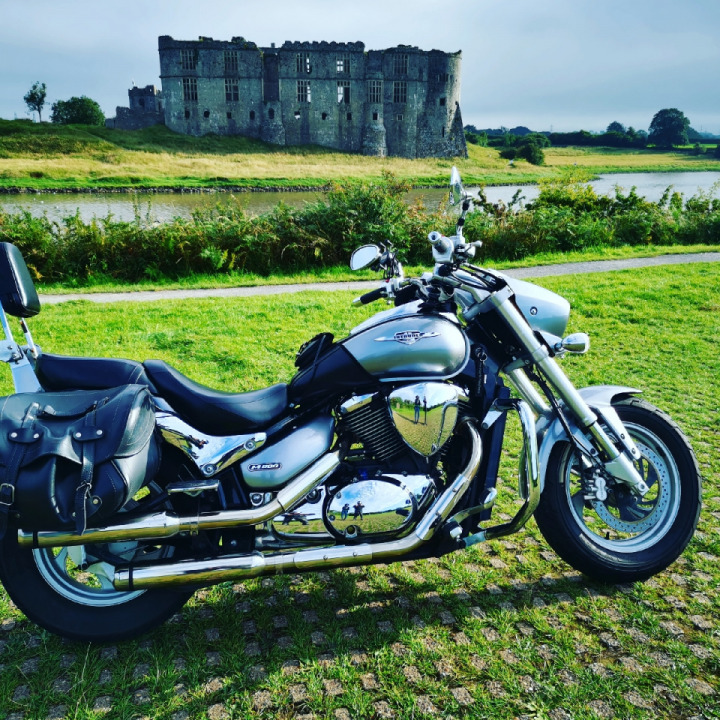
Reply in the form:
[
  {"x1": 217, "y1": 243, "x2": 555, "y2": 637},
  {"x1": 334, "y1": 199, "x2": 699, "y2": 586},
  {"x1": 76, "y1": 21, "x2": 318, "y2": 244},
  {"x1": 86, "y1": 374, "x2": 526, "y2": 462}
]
[{"x1": 39, "y1": 252, "x2": 720, "y2": 305}]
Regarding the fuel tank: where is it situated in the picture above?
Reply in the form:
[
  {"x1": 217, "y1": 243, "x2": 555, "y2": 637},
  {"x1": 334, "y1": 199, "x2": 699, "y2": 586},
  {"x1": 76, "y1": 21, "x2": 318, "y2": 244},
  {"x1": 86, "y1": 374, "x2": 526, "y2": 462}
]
[{"x1": 343, "y1": 312, "x2": 469, "y2": 382}]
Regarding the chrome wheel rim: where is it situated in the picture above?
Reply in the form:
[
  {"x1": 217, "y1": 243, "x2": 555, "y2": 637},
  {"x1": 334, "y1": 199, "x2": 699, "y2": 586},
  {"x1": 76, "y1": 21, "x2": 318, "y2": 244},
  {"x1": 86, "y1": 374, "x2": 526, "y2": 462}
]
[
  {"x1": 564, "y1": 422, "x2": 681, "y2": 553},
  {"x1": 33, "y1": 541, "x2": 146, "y2": 607}
]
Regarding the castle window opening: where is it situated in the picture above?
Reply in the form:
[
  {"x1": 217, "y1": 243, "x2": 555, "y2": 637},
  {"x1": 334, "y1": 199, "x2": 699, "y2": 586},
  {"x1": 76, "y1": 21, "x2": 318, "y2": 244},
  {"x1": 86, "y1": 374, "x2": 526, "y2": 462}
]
[
  {"x1": 372, "y1": 112, "x2": 378, "y2": 121},
  {"x1": 184, "y1": 109, "x2": 190, "y2": 119},
  {"x1": 268, "y1": 108, "x2": 275, "y2": 119},
  {"x1": 336, "y1": 55, "x2": 350, "y2": 74},
  {"x1": 322, "y1": 112, "x2": 328, "y2": 120},
  {"x1": 224, "y1": 50, "x2": 238, "y2": 75},
  {"x1": 139, "y1": 98, "x2": 145, "y2": 108},
  {"x1": 347, "y1": 112, "x2": 352, "y2": 121},
  {"x1": 181, "y1": 49, "x2": 197, "y2": 71},
  {"x1": 227, "y1": 111, "x2": 232, "y2": 119},
  {"x1": 225, "y1": 79, "x2": 239, "y2": 103},
  {"x1": 437, "y1": 73, "x2": 450, "y2": 82},
  {"x1": 393, "y1": 81, "x2": 407, "y2": 104},
  {"x1": 250, "y1": 110, "x2": 256, "y2": 120},
  {"x1": 296, "y1": 54, "x2": 312, "y2": 74},
  {"x1": 396, "y1": 113, "x2": 404, "y2": 122},
  {"x1": 294, "y1": 110, "x2": 301, "y2": 120},
  {"x1": 203, "y1": 110, "x2": 210, "y2": 118},
  {"x1": 394, "y1": 53, "x2": 408, "y2": 76},
  {"x1": 439, "y1": 97, "x2": 446, "y2": 106},
  {"x1": 297, "y1": 80, "x2": 311, "y2": 103},
  {"x1": 337, "y1": 81, "x2": 351, "y2": 104},
  {"x1": 368, "y1": 80, "x2": 383, "y2": 104},
  {"x1": 182, "y1": 77, "x2": 198, "y2": 102},
  {"x1": 441, "y1": 127, "x2": 445, "y2": 137}
]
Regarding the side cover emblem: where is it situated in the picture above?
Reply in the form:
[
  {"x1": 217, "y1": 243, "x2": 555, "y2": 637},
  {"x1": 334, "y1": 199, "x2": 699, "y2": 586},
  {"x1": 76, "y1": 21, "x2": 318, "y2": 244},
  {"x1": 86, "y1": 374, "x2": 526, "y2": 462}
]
[
  {"x1": 247, "y1": 463, "x2": 282, "y2": 472},
  {"x1": 375, "y1": 331, "x2": 440, "y2": 346}
]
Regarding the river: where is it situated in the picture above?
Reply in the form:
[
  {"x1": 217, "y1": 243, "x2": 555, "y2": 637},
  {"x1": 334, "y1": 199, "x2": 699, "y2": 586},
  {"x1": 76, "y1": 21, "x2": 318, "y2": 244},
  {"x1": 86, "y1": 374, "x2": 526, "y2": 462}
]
[{"x1": 1, "y1": 171, "x2": 718, "y2": 223}]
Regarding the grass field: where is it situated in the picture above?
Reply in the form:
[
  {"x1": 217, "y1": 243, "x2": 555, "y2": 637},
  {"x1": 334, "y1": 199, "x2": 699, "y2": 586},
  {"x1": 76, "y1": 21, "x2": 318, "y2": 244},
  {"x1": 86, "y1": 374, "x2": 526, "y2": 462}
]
[
  {"x1": 0, "y1": 263, "x2": 719, "y2": 719},
  {"x1": 1, "y1": 121, "x2": 719, "y2": 191}
]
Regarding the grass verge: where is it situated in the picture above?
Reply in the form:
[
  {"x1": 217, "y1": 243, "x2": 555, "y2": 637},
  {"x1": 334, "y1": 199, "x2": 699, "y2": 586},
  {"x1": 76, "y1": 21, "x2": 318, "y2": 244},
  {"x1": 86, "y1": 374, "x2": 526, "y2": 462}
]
[
  {"x1": 1, "y1": 121, "x2": 719, "y2": 191},
  {"x1": 1, "y1": 263, "x2": 719, "y2": 719},
  {"x1": 34, "y1": 243, "x2": 720, "y2": 295}
]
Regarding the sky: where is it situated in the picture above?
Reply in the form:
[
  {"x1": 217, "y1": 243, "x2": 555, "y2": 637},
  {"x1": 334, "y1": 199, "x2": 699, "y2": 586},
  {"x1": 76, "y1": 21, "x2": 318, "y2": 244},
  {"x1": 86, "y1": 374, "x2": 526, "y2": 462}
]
[{"x1": 2, "y1": 0, "x2": 719, "y2": 134}]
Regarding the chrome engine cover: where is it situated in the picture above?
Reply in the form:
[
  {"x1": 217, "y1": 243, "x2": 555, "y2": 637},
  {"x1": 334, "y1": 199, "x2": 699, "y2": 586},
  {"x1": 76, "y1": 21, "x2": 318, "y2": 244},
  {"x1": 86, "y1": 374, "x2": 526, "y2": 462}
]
[
  {"x1": 388, "y1": 382, "x2": 466, "y2": 456},
  {"x1": 325, "y1": 474, "x2": 436, "y2": 541}
]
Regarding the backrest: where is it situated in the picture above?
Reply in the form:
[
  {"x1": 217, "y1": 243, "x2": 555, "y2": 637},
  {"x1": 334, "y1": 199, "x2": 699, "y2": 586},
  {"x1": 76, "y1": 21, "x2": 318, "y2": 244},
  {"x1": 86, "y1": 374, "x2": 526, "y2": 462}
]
[{"x1": 0, "y1": 243, "x2": 41, "y2": 318}]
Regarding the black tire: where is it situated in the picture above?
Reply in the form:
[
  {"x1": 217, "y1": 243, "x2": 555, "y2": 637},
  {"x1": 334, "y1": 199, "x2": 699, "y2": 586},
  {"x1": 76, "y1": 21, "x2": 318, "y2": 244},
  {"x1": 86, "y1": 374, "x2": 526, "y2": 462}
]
[
  {"x1": 0, "y1": 529, "x2": 193, "y2": 642},
  {"x1": 534, "y1": 397, "x2": 701, "y2": 583}
]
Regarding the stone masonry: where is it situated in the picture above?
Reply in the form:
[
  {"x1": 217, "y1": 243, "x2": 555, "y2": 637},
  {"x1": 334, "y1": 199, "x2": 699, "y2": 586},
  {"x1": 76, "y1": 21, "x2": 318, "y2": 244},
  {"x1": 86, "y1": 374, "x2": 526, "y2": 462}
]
[{"x1": 109, "y1": 35, "x2": 467, "y2": 159}]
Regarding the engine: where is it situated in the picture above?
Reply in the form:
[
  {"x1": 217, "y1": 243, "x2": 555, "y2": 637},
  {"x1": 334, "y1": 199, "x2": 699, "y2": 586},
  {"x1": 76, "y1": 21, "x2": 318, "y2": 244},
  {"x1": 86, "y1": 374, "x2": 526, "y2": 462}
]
[{"x1": 269, "y1": 382, "x2": 467, "y2": 544}]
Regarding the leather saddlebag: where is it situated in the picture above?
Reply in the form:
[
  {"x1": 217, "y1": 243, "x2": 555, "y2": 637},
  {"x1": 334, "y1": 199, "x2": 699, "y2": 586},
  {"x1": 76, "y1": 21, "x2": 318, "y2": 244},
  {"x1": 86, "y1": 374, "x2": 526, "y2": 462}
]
[{"x1": 0, "y1": 384, "x2": 159, "y2": 534}]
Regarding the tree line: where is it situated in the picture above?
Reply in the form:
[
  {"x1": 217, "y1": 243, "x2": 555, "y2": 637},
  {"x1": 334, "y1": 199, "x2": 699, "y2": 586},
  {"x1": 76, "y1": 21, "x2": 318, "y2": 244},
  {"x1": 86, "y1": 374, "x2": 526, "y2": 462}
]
[
  {"x1": 23, "y1": 81, "x2": 104, "y2": 126},
  {"x1": 466, "y1": 109, "x2": 720, "y2": 161}
]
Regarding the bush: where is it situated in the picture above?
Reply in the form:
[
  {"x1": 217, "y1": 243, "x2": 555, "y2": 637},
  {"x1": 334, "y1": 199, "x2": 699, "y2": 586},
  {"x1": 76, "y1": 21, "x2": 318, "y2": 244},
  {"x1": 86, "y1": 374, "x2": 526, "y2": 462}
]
[{"x1": 1, "y1": 173, "x2": 718, "y2": 283}]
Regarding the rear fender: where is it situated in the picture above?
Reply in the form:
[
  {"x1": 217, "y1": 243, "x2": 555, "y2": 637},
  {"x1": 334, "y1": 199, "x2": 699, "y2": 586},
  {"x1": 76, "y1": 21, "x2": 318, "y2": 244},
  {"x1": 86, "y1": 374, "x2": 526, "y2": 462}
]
[{"x1": 535, "y1": 385, "x2": 642, "y2": 491}]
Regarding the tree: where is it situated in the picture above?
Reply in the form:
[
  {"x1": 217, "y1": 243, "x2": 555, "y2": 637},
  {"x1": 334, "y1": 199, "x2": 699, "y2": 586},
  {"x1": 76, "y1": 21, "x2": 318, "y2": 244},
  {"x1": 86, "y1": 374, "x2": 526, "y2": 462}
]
[
  {"x1": 50, "y1": 96, "x2": 105, "y2": 126},
  {"x1": 24, "y1": 81, "x2": 47, "y2": 122},
  {"x1": 606, "y1": 121, "x2": 626, "y2": 134},
  {"x1": 648, "y1": 108, "x2": 690, "y2": 148}
]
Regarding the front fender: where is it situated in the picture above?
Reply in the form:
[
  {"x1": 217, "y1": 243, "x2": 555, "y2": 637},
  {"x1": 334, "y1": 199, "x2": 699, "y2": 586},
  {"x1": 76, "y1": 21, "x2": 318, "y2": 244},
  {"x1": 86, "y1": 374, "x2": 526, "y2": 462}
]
[{"x1": 535, "y1": 385, "x2": 641, "y2": 492}]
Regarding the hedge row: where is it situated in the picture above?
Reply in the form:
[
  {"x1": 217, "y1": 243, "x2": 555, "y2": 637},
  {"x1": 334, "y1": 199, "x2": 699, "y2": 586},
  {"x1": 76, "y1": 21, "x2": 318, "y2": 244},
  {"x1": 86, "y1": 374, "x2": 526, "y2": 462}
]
[{"x1": 0, "y1": 173, "x2": 718, "y2": 283}]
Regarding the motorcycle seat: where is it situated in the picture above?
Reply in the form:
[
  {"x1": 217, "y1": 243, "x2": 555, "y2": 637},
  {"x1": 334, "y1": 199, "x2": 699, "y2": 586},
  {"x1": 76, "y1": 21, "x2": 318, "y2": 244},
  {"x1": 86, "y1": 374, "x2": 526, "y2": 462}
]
[
  {"x1": 36, "y1": 352, "x2": 157, "y2": 393},
  {"x1": 143, "y1": 359, "x2": 288, "y2": 435}
]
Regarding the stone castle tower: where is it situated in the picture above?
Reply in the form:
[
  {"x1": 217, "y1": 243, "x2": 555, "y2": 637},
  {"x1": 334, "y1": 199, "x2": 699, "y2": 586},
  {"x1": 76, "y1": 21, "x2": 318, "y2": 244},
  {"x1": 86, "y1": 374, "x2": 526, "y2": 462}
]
[{"x1": 112, "y1": 35, "x2": 467, "y2": 159}]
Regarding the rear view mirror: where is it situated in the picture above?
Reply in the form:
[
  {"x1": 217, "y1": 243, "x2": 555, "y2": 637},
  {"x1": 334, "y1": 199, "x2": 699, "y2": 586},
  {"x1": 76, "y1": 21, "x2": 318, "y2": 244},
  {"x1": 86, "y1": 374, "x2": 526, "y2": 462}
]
[
  {"x1": 350, "y1": 245, "x2": 381, "y2": 271},
  {"x1": 449, "y1": 166, "x2": 465, "y2": 207}
]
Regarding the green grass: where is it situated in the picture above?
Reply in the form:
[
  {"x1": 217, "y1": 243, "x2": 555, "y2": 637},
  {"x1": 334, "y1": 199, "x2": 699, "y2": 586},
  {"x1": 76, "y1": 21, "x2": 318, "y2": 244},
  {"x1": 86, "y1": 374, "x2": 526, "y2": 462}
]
[
  {"x1": 1, "y1": 120, "x2": 719, "y2": 191},
  {"x1": 1, "y1": 264, "x2": 719, "y2": 719}
]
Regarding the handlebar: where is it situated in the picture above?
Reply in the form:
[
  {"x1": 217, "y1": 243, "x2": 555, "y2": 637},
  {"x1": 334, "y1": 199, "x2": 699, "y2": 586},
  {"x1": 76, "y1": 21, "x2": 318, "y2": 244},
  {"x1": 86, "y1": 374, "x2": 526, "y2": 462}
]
[{"x1": 352, "y1": 286, "x2": 387, "y2": 306}]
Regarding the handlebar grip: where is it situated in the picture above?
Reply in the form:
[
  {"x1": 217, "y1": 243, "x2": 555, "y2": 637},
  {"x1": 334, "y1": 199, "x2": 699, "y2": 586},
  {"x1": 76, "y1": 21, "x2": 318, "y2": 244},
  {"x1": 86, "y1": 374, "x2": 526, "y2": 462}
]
[{"x1": 353, "y1": 287, "x2": 386, "y2": 306}]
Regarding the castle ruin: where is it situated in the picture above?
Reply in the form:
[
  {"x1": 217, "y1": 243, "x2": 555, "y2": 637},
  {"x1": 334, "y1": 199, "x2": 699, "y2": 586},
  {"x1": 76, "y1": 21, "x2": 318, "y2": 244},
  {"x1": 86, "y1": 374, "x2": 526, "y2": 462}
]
[{"x1": 108, "y1": 35, "x2": 467, "y2": 159}]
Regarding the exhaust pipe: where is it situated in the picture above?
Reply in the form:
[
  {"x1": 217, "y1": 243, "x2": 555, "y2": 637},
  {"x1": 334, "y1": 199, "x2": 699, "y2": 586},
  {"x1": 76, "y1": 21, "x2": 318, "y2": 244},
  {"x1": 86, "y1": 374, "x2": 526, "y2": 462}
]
[
  {"x1": 18, "y1": 452, "x2": 341, "y2": 550},
  {"x1": 114, "y1": 422, "x2": 483, "y2": 590}
]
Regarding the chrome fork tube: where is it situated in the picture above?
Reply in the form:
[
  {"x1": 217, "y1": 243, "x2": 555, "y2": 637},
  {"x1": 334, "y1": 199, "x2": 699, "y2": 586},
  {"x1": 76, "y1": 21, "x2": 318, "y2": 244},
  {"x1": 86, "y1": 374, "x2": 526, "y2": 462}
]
[{"x1": 490, "y1": 292, "x2": 648, "y2": 495}]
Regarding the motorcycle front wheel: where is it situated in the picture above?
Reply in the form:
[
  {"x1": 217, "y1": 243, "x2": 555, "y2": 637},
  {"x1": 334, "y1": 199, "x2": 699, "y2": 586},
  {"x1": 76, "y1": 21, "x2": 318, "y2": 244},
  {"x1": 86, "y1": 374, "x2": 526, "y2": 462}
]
[
  {"x1": 0, "y1": 530, "x2": 193, "y2": 642},
  {"x1": 534, "y1": 397, "x2": 701, "y2": 583}
]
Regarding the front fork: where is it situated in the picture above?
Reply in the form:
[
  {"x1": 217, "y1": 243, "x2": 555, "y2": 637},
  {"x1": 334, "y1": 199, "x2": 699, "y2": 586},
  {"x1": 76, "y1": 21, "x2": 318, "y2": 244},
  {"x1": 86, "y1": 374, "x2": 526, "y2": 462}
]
[{"x1": 491, "y1": 288, "x2": 648, "y2": 497}]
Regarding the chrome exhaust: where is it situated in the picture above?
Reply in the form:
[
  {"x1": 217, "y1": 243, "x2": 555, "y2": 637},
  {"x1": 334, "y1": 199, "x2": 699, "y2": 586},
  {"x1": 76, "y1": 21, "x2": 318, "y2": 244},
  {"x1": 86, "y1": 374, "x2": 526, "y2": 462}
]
[
  {"x1": 114, "y1": 422, "x2": 482, "y2": 591},
  {"x1": 18, "y1": 452, "x2": 341, "y2": 549}
]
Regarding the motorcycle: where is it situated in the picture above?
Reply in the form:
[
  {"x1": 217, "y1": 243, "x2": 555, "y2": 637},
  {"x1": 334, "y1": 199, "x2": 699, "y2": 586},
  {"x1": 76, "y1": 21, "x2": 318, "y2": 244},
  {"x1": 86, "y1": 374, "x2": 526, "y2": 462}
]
[{"x1": 0, "y1": 168, "x2": 701, "y2": 642}]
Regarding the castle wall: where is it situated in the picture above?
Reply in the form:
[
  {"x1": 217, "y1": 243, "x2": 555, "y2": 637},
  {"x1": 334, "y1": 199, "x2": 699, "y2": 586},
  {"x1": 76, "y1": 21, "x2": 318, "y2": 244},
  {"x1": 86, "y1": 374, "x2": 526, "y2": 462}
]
[{"x1": 153, "y1": 35, "x2": 466, "y2": 159}]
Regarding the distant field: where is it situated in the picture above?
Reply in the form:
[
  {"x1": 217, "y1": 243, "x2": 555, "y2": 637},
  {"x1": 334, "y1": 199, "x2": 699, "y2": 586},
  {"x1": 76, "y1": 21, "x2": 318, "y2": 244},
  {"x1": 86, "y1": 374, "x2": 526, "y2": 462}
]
[{"x1": 1, "y1": 120, "x2": 718, "y2": 190}]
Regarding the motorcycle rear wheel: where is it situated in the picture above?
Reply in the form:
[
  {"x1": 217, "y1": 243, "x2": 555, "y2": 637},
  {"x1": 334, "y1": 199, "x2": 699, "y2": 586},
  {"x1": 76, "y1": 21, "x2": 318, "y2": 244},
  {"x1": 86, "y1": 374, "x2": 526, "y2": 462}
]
[
  {"x1": 0, "y1": 530, "x2": 193, "y2": 642},
  {"x1": 534, "y1": 397, "x2": 701, "y2": 583}
]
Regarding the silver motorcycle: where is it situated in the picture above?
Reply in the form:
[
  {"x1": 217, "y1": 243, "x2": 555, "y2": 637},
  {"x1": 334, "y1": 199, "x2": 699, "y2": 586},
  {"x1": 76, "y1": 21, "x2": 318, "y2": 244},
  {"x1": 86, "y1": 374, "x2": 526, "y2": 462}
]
[{"x1": 0, "y1": 168, "x2": 700, "y2": 641}]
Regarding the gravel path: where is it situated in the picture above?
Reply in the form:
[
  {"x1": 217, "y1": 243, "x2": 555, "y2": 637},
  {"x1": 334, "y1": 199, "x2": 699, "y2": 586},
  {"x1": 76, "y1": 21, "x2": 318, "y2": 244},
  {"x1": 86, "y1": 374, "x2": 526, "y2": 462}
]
[{"x1": 39, "y1": 252, "x2": 720, "y2": 305}]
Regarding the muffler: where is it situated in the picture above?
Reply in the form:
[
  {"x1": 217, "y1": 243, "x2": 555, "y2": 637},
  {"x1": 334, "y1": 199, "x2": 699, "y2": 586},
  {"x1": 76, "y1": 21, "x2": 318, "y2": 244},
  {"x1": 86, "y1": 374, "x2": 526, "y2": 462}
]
[
  {"x1": 114, "y1": 422, "x2": 482, "y2": 590},
  {"x1": 18, "y1": 452, "x2": 341, "y2": 549}
]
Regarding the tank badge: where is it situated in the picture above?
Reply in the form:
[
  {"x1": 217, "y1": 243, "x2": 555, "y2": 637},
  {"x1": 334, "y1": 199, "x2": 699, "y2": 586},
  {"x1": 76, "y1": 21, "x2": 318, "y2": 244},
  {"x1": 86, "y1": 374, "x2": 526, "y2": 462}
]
[
  {"x1": 247, "y1": 462, "x2": 282, "y2": 472},
  {"x1": 375, "y1": 331, "x2": 440, "y2": 346}
]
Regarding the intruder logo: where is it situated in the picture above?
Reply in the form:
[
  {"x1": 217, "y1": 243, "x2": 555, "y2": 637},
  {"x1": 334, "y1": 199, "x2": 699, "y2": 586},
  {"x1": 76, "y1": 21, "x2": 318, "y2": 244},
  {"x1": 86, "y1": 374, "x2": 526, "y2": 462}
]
[{"x1": 375, "y1": 331, "x2": 440, "y2": 346}]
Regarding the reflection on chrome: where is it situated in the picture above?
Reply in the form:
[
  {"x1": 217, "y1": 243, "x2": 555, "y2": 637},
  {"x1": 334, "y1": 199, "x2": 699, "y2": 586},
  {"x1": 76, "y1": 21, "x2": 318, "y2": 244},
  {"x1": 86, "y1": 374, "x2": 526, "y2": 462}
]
[
  {"x1": 155, "y1": 411, "x2": 265, "y2": 476},
  {"x1": 326, "y1": 474, "x2": 435, "y2": 540},
  {"x1": 388, "y1": 383, "x2": 465, "y2": 456}
]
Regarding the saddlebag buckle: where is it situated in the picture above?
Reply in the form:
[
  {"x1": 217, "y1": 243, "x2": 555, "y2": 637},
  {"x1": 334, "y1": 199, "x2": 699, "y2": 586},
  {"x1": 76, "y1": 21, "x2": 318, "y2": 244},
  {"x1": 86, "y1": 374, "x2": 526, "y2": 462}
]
[{"x1": 0, "y1": 483, "x2": 15, "y2": 507}]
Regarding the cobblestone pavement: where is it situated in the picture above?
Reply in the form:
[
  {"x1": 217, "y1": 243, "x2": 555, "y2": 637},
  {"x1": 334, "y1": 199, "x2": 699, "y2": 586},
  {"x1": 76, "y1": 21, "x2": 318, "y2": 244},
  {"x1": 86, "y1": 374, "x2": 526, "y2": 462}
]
[{"x1": 39, "y1": 253, "x2": 720, "y2": 305}]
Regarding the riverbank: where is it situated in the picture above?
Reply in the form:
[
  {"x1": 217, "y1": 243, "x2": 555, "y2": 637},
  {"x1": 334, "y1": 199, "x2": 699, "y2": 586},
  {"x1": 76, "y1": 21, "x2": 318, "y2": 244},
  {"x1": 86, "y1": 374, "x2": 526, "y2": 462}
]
[{"x1": 1, "y1": 120, "x2": 719, "y2": 192}]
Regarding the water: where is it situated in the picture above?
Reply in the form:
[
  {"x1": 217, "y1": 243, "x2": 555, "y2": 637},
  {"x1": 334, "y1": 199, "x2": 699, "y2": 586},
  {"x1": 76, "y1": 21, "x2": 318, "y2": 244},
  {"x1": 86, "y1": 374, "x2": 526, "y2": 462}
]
[{"x1": 2, "y1": 171, "x2": 719, "y2": 223}]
